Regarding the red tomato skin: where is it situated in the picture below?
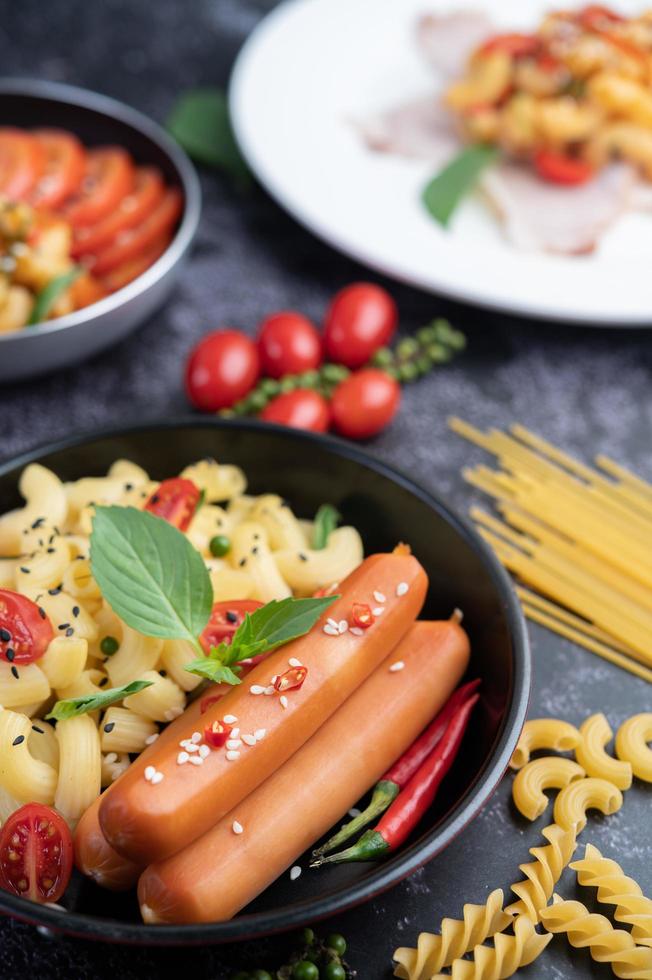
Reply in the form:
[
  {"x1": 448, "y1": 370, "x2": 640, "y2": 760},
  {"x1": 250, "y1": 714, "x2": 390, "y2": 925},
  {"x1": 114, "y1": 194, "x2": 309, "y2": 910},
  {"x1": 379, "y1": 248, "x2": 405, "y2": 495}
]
[
  {"x1": 323, "y1": 283, "x2": 398, "y2": 369},
  {"x1": 200, "y1": 599, "x2": 264, "y2": 653},
  {"x1": 0, "y1": 589, "x2": 53, "y2": 665},
  {"x1": 261, "y1": 390, "x2": 331, "y2": 433},
  {"x1": 534, "y1": 150, "x2": 594, "y2": 186},
  {"x1": 144, "y1": 478, "x2": 200, "y2": 531},
  {"x1": 0, "y1": 803, "x2": 73, "y2": 904},
  {"x1": 185, "y1": 330, "x2": 260, "y2": 412},
  {"x1": 330, "y1": 369, "x2": 401, "y2": 440},
  {"x1": 479, "y1": 33, "x2": 541, "y2": 57},
  {"x1": 257, "y1": 312, "x2": 322, "y2": 378}
]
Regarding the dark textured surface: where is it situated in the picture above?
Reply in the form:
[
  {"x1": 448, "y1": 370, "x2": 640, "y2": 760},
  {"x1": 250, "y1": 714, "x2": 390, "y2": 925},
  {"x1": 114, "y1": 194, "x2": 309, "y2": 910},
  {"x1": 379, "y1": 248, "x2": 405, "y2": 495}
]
[{"x1": 0, "y1": 1, "x2": 651, "y2": 977}]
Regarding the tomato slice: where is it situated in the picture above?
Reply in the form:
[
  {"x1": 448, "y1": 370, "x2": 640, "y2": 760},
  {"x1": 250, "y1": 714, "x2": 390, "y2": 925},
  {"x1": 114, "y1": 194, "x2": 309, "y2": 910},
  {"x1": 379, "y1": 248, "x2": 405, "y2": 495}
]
[
  {"x1": 200, "y1": 599, "x2": 264, "y2": 653},
  {"x1": 29, "y1": 129, "x2": 86, "y2": 210},
  {"x1": 99, "y1": 232, "x2": 172, "y2": 293},
  {"x1": 0, "y1": 129, "x2": 44, "y2": 201},
  {"x1": 534, "y1": 149, "x2": 595, "y2": 186},
  {"x1": 0, "y1": 803, "x2": 73, "y2": 904},
  {"x1": 144, "y1": 477, "x2": 201, "y2": 532},
  {"x1": 71, "y1": 166, "x2": 165, "y2": 257},
  {"x1": 61, "y1": 147, "x2": 135, "y2": 228},
  {"x1": 88, "y1": 187, "x2": 182, "y2": 276},
  {"x1": 0, "y1": 589, "x2": 53, "y2": 665},
  {"x1": 479, "y1": 33, "x2": 541, "y2": 58}
]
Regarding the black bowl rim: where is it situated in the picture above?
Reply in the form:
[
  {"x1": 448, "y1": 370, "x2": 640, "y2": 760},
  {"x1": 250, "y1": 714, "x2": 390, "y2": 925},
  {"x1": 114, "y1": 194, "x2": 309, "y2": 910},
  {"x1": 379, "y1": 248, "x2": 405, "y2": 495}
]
[
  {"x1": 0, "y1": 77, "x2": 202, "y2": 343},
  {"x1": 0, "y1": 418, "x2": 531, "y2": 945}
]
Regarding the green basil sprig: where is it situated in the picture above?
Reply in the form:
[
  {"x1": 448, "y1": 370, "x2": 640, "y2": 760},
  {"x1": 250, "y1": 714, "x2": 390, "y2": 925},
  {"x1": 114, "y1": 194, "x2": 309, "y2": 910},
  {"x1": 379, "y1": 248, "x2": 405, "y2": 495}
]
[
  {"x1": 423, "y1": 144, "x2": 499, "y2": 228},
  {"x1": 47, "y1": 680, "x2": 153, "y2": 721},
  {"x1": 312, "y1": 504, "x2": 341, "y2": 550},
  {"x1": 28, "y1": 267, "x2": 82, "y2": 326}
]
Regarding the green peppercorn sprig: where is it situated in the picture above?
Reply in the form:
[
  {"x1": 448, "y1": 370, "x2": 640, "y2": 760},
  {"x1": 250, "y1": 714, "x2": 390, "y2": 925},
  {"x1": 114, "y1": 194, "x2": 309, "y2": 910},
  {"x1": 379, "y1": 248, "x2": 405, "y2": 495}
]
[{"x1": 228, "y1": 928, "x2": 354, "y2": 980}]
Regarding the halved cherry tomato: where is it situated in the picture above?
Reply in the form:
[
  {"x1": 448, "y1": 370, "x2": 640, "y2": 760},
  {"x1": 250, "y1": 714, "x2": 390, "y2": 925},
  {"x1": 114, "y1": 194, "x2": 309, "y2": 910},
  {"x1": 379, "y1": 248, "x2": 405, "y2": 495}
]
[
  {"x1": 99, "y1": 233, "x2": 172, "y2": 293},
  {"x1": 534, "y1": 149, "x2": 595, "y2": 186},
  {"x1": 61, "y1": 147, "x2": 135, "y2": 228},
  {"x1": 257, "y1": 312, "x2": 322, "y2": 378},
  {"x1": 0, "y1": 803, "x2": 73, "y2": 904},
  {"x1": 0, "y1": 590, "x2": 53, "y2": 665},
  {"x1": 71, "y1": 167, "x2": 165, "y2": 257},
  {"x1": 30, "y1": 129, "x2": 86, "y2": 210},
  {"x1": 479, "y1": 33, "x2": 541, "y2": 58},
  {"x1": 0, "y1": 129, "x2": 44, "y2": 200},
  {"x1": 199, "y1": 600, "x2": 264, "y2": 653},
  {"x1": 144, "y1": 477, "x2": 201, "y2": 531},
  {"x1": 261, "y1": 389, "x2": 331, "y2": 433},
  {"x1": 331, "y1": 369, "x2": 400, "y2": 440},
  {"x1": 324, "y1": 283, "x2": 398, "y2": 369},
  {"x1": 88, "y1": 187, "x2": 182, "y2": 275},
  {"x1": 186, "y1": 330, "x2": 260, "y2": 412}
]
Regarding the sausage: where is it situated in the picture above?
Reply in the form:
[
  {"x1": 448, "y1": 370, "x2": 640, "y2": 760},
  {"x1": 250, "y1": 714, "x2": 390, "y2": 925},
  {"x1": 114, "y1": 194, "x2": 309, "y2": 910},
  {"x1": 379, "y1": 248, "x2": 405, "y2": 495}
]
[
  {"x1": 138, "y1": 618, "x2": 470, "y2": 923},
  {"x1": 100, "y1": 553, "x2": 428, "y2": 864}
]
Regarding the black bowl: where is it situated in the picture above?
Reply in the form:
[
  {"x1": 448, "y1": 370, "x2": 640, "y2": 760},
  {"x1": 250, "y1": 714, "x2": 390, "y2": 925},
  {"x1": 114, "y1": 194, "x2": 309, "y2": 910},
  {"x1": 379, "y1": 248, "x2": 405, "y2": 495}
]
[{"x1": 0, "y1": 420, "x2": 530, "y2": 945}]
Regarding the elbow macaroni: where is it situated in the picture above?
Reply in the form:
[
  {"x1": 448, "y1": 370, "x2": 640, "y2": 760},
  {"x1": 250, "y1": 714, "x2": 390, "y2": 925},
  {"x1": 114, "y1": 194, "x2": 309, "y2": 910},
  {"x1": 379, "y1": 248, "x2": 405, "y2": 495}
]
[
  {"x1": 576, "y1": 713, "x2": 633, "y2": 790},
  {"x1": 512, "y1": 756, "x2": 585, "y2": 821},
  {"x1": 510, "y1": 718, "x2": 582, "y2": 770}
]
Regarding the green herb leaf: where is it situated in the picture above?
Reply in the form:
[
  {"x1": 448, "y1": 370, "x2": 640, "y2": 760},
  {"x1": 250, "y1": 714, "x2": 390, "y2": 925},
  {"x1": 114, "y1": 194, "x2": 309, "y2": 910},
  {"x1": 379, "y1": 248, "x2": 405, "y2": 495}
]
[
  {"x1": 166, "y1": 88, "x2": 251, "y2": 187},
  {"x1": 423, "y1": 145, "x2": 499, "y2": 228},
  {"x1": 28, "y1": 267, "x2": 82, "y2": 326},
  {"x1": 46, "y1": 680, "x2": 153, "y2": 721},
  {"x1": 183, "y1": 659, "x2": 242, "y2": 686},
  {"x1": 90, "y1": 506, "x2": 213, "y2": 643},
  {"x1": 312, "y1": 504, "x2": 341, "y2": 550}
]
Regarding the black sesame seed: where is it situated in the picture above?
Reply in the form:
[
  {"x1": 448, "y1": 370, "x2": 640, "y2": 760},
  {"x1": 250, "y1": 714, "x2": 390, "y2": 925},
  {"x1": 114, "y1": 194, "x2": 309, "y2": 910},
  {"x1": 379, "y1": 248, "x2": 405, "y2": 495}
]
[
  {"x1": 226, "y1": 611, "x2": 238, "y2": 624},
  {"x1": 65, "y1": 627, "x2": 74, "y2": 637},
  {"x1": 48, "y1": 534, "x2": 56, "y2": 545},
  {"x1": 150, "y1": 494, "x2": 160, "y2": 504},
  {"x1": 11, "y1": 666, "x2": 19, "y2": 679},
  {"x1": 31, "y1": 725, "x2": 44, "y2": 734},
  {"x1": 12, "y1": 735, "x2": 25, "y2": 746},
  {"x1": 99, "y1": 677, "x2": 109, "y2": 687},
  {"x1": 253, "y1": 533, "x2": 260, "y2": 540},
  {"x1": 47, "y1": 548, "x2": 55, "y2": 554},
  {"x1": 238, "y1": 557, "x2": 247, "y2": 567},
  {"x1": 124, "y1": 483, "x2": 134, "y2": 492},
  {"x1": 6, "y1": 648, "x2": 15, "y2": 662},
  {"x1": 19, "y1": 567, "x2": 30, "y2": 574},
  {"x1": 160, "y1": 669, "x2": 167, "y2": 677},
  {"x1": 251, "y1": 546, "x2": 259, "y2": 555},
  {"x1": 72, "y1": 606, "x2": 80, "y2": 617},
  {"x1": 58, "y1": 623, "x2": 70, "y2": 631},
  {"x1": 31, "y1": 517, "x2": 45, "y2": 529},
  {"x1": 48, "y1": 586, "x2": 61, "y2": 595},
  {"x1": 0, "y1": 628, "x2": 11, "y2": 642},
  {"x1": 298, "y1": 553, "x2": 308, "y2": 562},
  {"x1": 103, "y1": 722, "x2": 115, "y2": 733},
  {"x1": 38, "y1": 607, "x2": 46, "y2": 619}
]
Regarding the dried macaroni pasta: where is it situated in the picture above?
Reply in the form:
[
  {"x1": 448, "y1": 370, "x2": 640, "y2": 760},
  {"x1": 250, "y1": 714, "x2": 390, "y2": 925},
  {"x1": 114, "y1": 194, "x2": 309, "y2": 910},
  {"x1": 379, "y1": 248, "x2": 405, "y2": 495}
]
[
  {"x1": 553, "y1": 777, "x2": 624, "y2": 832},
  {"x1": 572, "y1": 844, "x2": 652, "y2": 948},
  {"x1": 616, "y1": 713, "x2": 652, "y2": 783},
  {"x1": 509, "y1": 718, "x2": 581, "y2": 770},
  {"x1": 512, "y1": 756, "x2": 585, "y2": 821},
  {"x1": 576, "y1": 713, "x2": 633, "y2": 790}
]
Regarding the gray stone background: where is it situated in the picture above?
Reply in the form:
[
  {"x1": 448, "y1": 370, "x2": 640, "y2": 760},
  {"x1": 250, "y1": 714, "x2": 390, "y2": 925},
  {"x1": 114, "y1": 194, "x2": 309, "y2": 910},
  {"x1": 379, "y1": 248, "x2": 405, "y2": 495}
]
[{"x1": 0, "y1": 1, "x2": 650, "y2": 977}]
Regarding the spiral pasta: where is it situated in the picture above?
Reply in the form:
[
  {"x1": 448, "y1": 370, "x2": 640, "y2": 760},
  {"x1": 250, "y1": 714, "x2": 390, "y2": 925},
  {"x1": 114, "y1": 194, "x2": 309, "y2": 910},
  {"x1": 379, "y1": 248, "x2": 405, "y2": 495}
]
[
  {"x1": 616, "y1": 714, "x2": 652, "y2": 783},
  {"x1": 571, "y1": 844, "x2": 652, "y2": 948},
  {"x1": 430, "y1": 914, "x2": 552, "y2": 980},
  {"x1": 576, "y1": 713, "x2": 633, "y2": 791},
  {"x1": 512, "y1": 756, "x2": 585, "y2": 821},
  {"x1": 509, "y1": 718, "x2": 581, "y2": 770},
  {"x1": 540, "y1": 896, "x2": 652, "y2": 978},
  {"x1": 553, "y1": 777, "x2": 624, "y2": 832},
  {"x1": 505, "y1": 822, "x2": 578, "y2": 921}
]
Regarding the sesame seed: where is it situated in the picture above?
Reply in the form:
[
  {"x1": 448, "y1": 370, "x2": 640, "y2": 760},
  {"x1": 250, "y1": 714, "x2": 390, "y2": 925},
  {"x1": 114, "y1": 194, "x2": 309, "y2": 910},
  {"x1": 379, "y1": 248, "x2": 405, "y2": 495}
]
[
  {"x1": 323, "y1": 624, "x2": 339, "y2": 636},
  {"x1": 288, "y1": 657, "x2": 302, "y2": 668},
  {"x1": 31, "y1": 725, "x2": 44, "y2": 734},
  {"x1": 151, "y1": 771, "x2": 164, "y2": 784},
  {"x1": 105, "y1": 752, "x2": 118, "y2": 764},
  {"x1": 389, "y1": 661, "x2": 405, "y2": 672},
  {"x1": 250, "y1": 685, "x2": 265, "y2": 695},
  {"x1": 177, "y1": 752, "x2": 189, "y2": 764},
  {"x1": 230, "y1": 727, "x2": 240, "y2": 739},
  {"x1": 298, "y1": 553, "x2": 308, "y2": 562},
  {"x1": 224, "y1": 714, "x2": 238, "y2": 724},
  {"x1": 264, "y1": 685, "x2": 275, "y2": 695},
  {"x1": 242, "y1": 734, "x2": 256, "y2": 746},
  {"x1": 12, "y1": 735, "x2": 25, "y2": 746},
  {"x1": 396, "y1": 582, "x2": 409, "y2": 596},
  {"x1": 58, "y1": 623, "x2": 70, "y2": 631},
  {"x1": 225, "y1": 611, "x2": 238, "y2": 623},
  {"x1": 10, "y1": 666, "x2": 19, "y2": 680},
  {"x1": 31, "y1": 517, "x2": 45, "y2": 529},
  {"x1": 103, "y1": 722, "x2": 115, "y2": 733},
  {"x1": 280, "y1": 695, "x2": 288, "y2": 709},
  {"x1": 238, "y1": 557, "x2": 247, "y2": 567},
  {"x1": 198, "y1": 745, "x2": 211, "y2": 759},
  {"x1": 48, "y1": 587, "x2": 61, "y2": 595},
  {"x1": 65, "y1": 627, "x2": 74, "y2": 637},
  {"x1": 185, "y1": 743, "x2": 199, "y2": 753},
  {"x1": 19, "y1": 567, "x2": 30, "y2": 574},
  {"x1": 226, "y1": 750, "x2": 240, "y2": 761},
  {"x1": 327, "y1": 618, "x2": 338, "y2": 629},
  {"x1": 191, "y1": 732, "x2": 202, "y2": 743},
  {"x1": 145, "y1": 733, "x2": 159, "y2": 745},
  {"x1": 72, "y1": 606, "x2": 80, "y2": 618},
  {"x1": 372, "y1": 607, "x2": 385, "y2": 617},
  {"x1": 373, "y1": 590, "x2": 386, "y2": 603},
  {"x1": 38, "y1": 607, "x2": 46, "y2": 619},
  {"x1": 254, "y1": 729, "x2": 266, "y2": 741},
  {"x1": 46, "y1": 548, "x2": 55, "y2": 554},
  {"x1": 189, "y1": 755, "x2": 203, "y2": 766},
  {"x1": 348, "y1": 807, "x2": 362, "y2": 817},
  {"x1": 270, "y1": 675, "x2": 278, "y2": 684},
  {"x1": 226, "y1": 738, "x2": 243, "y2": 750},
  {"x1": 6, "y1": 648, "x2": 15, "y2": 662},
  {"x1": 350, "y1": 627, "x2": 364, "y2": 637},
  {"x1": 144, "y1": 766, "x2": 156, "y2": 782},
  {"x1": 232, "y1": 820, "x2": 243, "y2": 835},
  {"x1": 99, "y1": 677, "x2": 109, "y2": 687},
  {"x1": 290, "y1": 865, "x2": 302, "y2": 881},
  {"x1": 0, "y1": 628, "x2": 11, "y2": 642}
]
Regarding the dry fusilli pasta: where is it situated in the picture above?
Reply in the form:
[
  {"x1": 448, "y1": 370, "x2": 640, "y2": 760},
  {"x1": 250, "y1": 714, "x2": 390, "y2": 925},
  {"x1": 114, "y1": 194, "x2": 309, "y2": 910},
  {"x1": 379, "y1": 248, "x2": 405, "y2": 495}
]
[
  {"x1": 505, "y1": 822, "x2": 577, "y2": 921},
  {"x1": 571, "y1": 844, "x2": 652, "y2": 948},
  {"x1": 430, "y1": 914, "x2": 552, "y2": 980}
]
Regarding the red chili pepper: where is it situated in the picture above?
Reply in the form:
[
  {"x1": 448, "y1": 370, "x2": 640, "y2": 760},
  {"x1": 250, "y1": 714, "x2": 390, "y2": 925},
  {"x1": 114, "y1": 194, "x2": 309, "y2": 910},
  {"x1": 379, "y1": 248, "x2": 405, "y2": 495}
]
[
  {"x1": 203, "y1": 719, "x2": 233, "y2": 747},
  {"x1": 313, "y1": 582, "x2": 339, "y2": 598},
  {"x1": 274, "y1": 666, "x2": 307, "y2": 693},
  {"x1": 351, "y1": 603, "x2": 374, "y2": 629},
  {"x1": 312, "y1": 692, "x2": 479, "y2": 865}
]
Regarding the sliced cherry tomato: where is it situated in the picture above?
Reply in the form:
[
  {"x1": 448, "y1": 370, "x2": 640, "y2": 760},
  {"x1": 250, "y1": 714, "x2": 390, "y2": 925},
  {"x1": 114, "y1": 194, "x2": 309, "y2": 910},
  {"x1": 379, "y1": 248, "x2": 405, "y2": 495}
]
[
  {"x1": 71, "y1": 167, "x2": 165, "y2": 257},
  {"x1": 0, "y1": 129, "x2": 44, "y2": 201},
  {"x1": 200, "y1": 600, "x2": 264, "y2": 653},
  {"x1": 578, "y1": 5, "x2": 624, "y2": 30},
  {"x1": 261, "y1": 389, "x2": 331, "y2": 433},
  {"x1": 144, "y1": 477, "x2": 201, "y2": 531},
  {"x1": 30, "y1": 129, "x2": 86, "y2": 210},
  {"x1": 0, "y1": 803, "x2": 73, "y2": 904},
  {"x1": 479, "y1": 33, "x2": 541, "y2": 57},
  {"x1": 534, "y1": 149, "x2": 595, "y2": 186},
  {"x1": 185, "y1": 329, "x2": 261, "y2": 412},
  {"x1": 331, "y1": 369, "x2": 400, "y2": 440},
  {"x1": 273, "y1": 666, "x2": 307, "y2": 692},
  {"x1": 203, "y1": 719, "x2": 233, "y2": 747},
  {"x1": 351, "y1": 602, "x2": 375, "y2": 629},
  {"x1": 88, "y1": 187, "x2": 182, "y2": 275},
  {"x1": 0, "y1": 590, "x2": 53, "y2": 665},
  {"x1": 68, "y1": 272, "x2": 108, "y2": 311},
  {"x1": 99, "y1": 233, "x2": 172, "y2": 293},
  {"x1": 61, "y1": 147, "x2": 135, "y2": 228},
  {"x1": 324, "y1": 283, "x2": 398, "y2": 369},
  {"x1": 257, "y1": 312, "x2": 322, "y2": 378}
]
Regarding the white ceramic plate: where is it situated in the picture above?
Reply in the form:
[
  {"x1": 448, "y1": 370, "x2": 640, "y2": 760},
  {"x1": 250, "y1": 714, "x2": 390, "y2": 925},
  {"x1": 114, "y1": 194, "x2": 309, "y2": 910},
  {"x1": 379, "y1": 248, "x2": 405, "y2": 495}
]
[{"x1": 230, "y1": 0, "x2": 651, "y2": 325}]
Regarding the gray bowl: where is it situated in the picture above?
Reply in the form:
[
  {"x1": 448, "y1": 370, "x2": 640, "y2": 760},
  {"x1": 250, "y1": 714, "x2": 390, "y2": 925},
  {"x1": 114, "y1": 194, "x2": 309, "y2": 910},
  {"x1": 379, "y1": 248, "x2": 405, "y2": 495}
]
[{"x1": 0, "y1": 78, "x2": 201, "y2": 382}]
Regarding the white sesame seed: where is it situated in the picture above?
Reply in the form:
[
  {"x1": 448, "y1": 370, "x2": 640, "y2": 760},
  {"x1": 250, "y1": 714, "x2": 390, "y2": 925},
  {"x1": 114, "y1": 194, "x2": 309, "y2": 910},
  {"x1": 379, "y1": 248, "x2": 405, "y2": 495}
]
[
  {"x1": 226, "y1": 738, "x2": 243, "y2": 750},
  {"x1": 255, "y1": 728, "x2": 266, "y2": 741},
  {"x1": 151, "y1": 771, "x2": 164, "y2": 784},
  {"x1": 226, "y1": 750, "x2": 240, "y2": 761},
  {"x1": 105, "y1": 752, "x2": 118, "y2": 764},
  {"x1": 323, "y1": 624, "x2": 339, "y2": 636},
  {"x1": 290, "y1": 865, "x2": 302, "y2": 881},
  {"x1": 349, "y1": 626, "x2": 364, "y2": 637},
  {"x1": 389, "y1": 661, "x2": 405, "y2": 672},
  {"x1": 191, "y1": 732, "x2": 202, "y2": 743},
  {"x1": 144, "y1": 733, "x2": 159, "y2": 745},
  {"x1": 348, "y1": 807, "x2": 362, "y2": 817},
  {"x1": 264, "y1": 685, "x2": 276, "y2": 695},
  {"x1": 288, "y1": 657, "x2": 302, "y2": 668},
  {"x1": 189, "y1": 755, "x2": 204, "y2": 766},
  {"x1": 396, "y1": 582, "x2": 409, "y2": 596},
  {"x1": 230, "y1": 727, "x2": 240, "y2": 739},
  {"x1": 372, "y1": 607, "x2": 385, "y2": 616},
  {"x1": 280, "y1": 695, "x2": 288, "y2": 709},
  {"x1": 198, "y1": 744, "x2": 211, "y2": 759},
  {"x1": 232, "y1": 820, "x2": 243, "y2": 835},
  {"x1": 185, "y1": 743, "x2": 199, "y2": 753},
  {"x1": 250, "y1": 685, "x2": 265, "y2": 695},
  {"x1": 327, "y1": 618, "x2": 338, "y2": 629},
  {"x1": 144, "y1": 765, "x2": 156, "y2": 782},
  {"x1": 373, "y1": 590, "x2": 386, "y2": 604},
  {"x1": 177, "y1": 751, "x2": 189, "y2": 765},
  {"x1": 224, "y1": 714, "x2": 238, "y2": 724},
  {"x1": 338, "y1": 619, "x2": 348, "y2": 633},
  {"x1": 242, "y1": 734, "x2": 257, "y2": 746},
  {"x1": 111, "y1": 769, "x2": 120, "y2": 781}
]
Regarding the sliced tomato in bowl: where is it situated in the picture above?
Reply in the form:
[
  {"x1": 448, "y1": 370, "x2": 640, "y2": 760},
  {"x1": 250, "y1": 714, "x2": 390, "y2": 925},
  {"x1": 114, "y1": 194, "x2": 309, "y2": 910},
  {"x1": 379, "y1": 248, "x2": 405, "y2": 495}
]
[
  {"x1": 0, "y1": 129, "x2": 44, "y2": 200},
  {"x1": 0, "y1": 589, "x2": 53, "y2": 665},
  {"x1": 144, "y1": 477, "x2": 201, "y2": 531},
  {"x1": 71, "y1": 166, "x2": 165, "y2": 257},
  {"x1": 98, "y1": 233, "x2": 172, "y2": 293},
  {"x1": 88, "y1": 187, "x2": 183, "y2": 276},
  {"x1": 0, "y1": 803, "x2": 73, "y2": 904},
  {"x1": 61, "y1": 147, "x2": 135, "y2": 227},
  {"x1": 30, "y1": 129, "x2": 86, "y2": 210}
]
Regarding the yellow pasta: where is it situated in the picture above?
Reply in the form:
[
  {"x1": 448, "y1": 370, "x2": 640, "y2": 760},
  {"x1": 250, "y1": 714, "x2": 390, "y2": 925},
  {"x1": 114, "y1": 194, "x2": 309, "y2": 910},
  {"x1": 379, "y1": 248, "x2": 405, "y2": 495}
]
[
  {"x1": 0, "y1": 709, "x2": 57, "y2": 804},
  {"x1": 510, "y1": 718, "x2": 582, "y2": 770},
  {"x1": 553, "y1": 776, "x2": 623, "y2": 832},
  {"x1": 208, "y1": 564, "x2": 256, "y2": 602},
  {"x1": 180, "y1": 458, "x2": 246, "y2": 502},
  {"x1": 62, "y1": 557, "x2": 101, "y2": 600},
  {"x1": 55, "y1": 714, "x2": 101, "y2": 828},
  {"x1": 540, "y1": 896, "x2": 652, "y2": 978},
  {"x1": 0, "y1": 661, "x2": 50, "y2": 709},
  {"x1": 576, "y1": 713, "x2": 633, "y2": 790},
  {"x1": 14, "y1": 538, "x2": 72, "y2": 593},
  {"x1": 249, "y1": 495, "x2": 307, "y2": 551},
  {"x1": 34, "y1": 590, "x2": 98, "y2": 642},
  {"x1": 39, "y1": 636, "x2": 88, "y2": 690},
  {"x1": 506, "y1": 822, "x2": 578, "y2": 921},
  {"x1": 27, "y1": 720, "x2": 59, "y2": 771},
  {"x1": 429, "y1": 914, "x2": 552, "y2": 980},
  {"x1": 0, "y1": 785, "x2": 22, "y2": 825},
  {"x1": 100, "y1": 707, "x2": 158, "y2": 753},
  {"x1": 572, "y1": 844, "x2": 652, "y2": 947},
  {"x1": 230, "y1": 522, "x2": 292, "y2": 603},
  {"x1": 512, "y1": 756, "x2": 585, "y2": 821},
  {"x1": 275, "y1": 526, "x2": 364, "y2": 596},
  {"x1": 159, "y1": 640, "x2": 203, "y2": 693},
  {"x1": 0, "y1": 463, "x2": 67, "y2": 556},
  {"x1": 186, "y1": 503, "x2": 232, "y2": 556},
  {"x1": 122, "y1": 670, "x2": 185, "y2": 722},
  {"x1": 105, "y1": 625, "x2": 162, "y2": 688},
  {"x1": 616, "y1": 713, "x2": 652, "y2": 782}
]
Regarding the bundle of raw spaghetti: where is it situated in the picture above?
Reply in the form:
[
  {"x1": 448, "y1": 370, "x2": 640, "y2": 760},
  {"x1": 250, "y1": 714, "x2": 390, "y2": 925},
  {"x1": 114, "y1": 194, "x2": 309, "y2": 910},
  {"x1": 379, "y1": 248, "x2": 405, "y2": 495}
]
[{"x1": 450, "y1": 418, "x2": 652, "y2": 684}]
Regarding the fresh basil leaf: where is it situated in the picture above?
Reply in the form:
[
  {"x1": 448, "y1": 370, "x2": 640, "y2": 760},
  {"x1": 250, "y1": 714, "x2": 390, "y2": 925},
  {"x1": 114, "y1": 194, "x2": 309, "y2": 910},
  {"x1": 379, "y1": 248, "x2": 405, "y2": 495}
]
[
  {"x1": 183, "y1": 659, "x2": 242, "y2": 685},
  {"x1": 46, "y1": 680, "x2": 153, "y2": 721},
  {"x1": 423, "y1": 145, "x2": 499, "y2": 228},
  {"x1": 28, "y1": 267, "x2": 82, "y2": 326},
  {"x1": 312, "y1": 504, "x2": 341, "y2": 550},
  {"x1": 90, "y1": 506, "x2": 213, "y2": 643},
  {"x1": 166, "y1": 88, "x2": 251, "y2": 187}
]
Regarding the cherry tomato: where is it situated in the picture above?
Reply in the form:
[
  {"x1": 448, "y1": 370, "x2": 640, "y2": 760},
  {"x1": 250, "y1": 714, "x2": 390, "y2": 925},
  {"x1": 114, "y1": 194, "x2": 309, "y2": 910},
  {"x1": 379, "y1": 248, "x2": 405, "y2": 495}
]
[
  {"x1": 0, "y1": 803, "x2": 73, "y2": 904},
  {"x1": 331, "y1": 369, "x2": 400, "y2": 440},
  {"x1": 71, "y1": 167, "x2": 165, "y2": 257},
  {"x1": 0, "y1": 590, "x2": 53, "y2": 665},
  {"x1": 99, "y1": 233, "x2": 172, "y2": 293},
  {"x1": 257, "y1": 312, "x2": 322, "y2": 378},
  {"x1": 261, "y1": 389, "x2": 331, "y2": 433},
  {"x1": 200, "y1": 599, "x2": 264, "y2": 653},
  {"x1": 30, "y1": 129, "x2": 86, "y2": 210},
  {"x1": 534, "y1": 150, "x2": 595, "y2": 186},
  {"x1": 324, "y1": 283, "x2": 398, "y2": 369},
  {"x1": 144, "y1": 477, "x2": 201, "y2": 531},
  {"x1": 61, "y1": 147, "x2": 135, "y2": 227},
  {"x1": 479, "y1": 33, "x2": 541, "y2": 57},
  {"x1": 88, "y1": 187, "x2": 182, "y2": 275},
  {"x1": 0, "y1": 129, "x2": 44, "y2": 200},
  {"x1": 185, "y1": 330, "x2": 261, "y2": 412}
]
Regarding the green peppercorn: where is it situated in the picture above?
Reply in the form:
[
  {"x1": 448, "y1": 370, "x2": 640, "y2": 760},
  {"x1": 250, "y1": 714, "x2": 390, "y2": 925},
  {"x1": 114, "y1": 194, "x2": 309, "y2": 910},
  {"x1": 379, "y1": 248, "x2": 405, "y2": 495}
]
[
  {"x1": 325, "y1": 934, "x2": 347, "y2": 957},
  {"x1": 396, "y1": 337, "x2": 419, "y2": 359},
  {"x1": 248, "y1": 390, "x2": 269, "y2": 412},
  {"x1": 321, "y1": 363, "x2": 349, "y2": 383},
  {"x1": 251, "y1": 971, "x2": 273, "y2": 980},
  {"x1": 100, "y1": 635, "x2": 119, "y2": 657},
  {"x1": 280, "y1": 375, "x2": 298, "y2": 393},
  {"x1": 398, "y1": 361, "x2": 418, "y2": 383},
  {"x1": 371, "y1": 346, "x2": 393, "y2": 367},
  {"x1": 448, "y1": 329, "x2": 467, "y2": 351},
  {"x1": 428, "y1": 343, "x2": 450, "y2": 364},
  {"x1": 232, "y1": 399, "x2": 250, "y2": 416},
  {"x1": 292, "y1": 961, "x2": 319, "y2": 980},
  {"x1": 209, "y1": 534, "x2": 231, "y2": 557},
  {"x1": 260, "y1": 378, "x2": 281, "y2": 397},
  {"x1": 299, "y1": 370, "x2": 320, "y2": 388},
  {"x1": 301, "y1": 927, "x2": 315, "y2": 946},
  {"x1": 322, "y1": 964, "x2": 346, "y2": 980},
  {"x1": 416, "y1": 325, "x2": 437, "y2": 345},
  {"x1": 415, "y1": 354, "x2": 432, "y2": 376}
]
